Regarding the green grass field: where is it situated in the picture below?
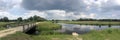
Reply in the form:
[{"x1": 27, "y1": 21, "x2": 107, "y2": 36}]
[
  {"x1": 0, "y1": 22, "x2": 10, "y2": 30},
  {"x1": 81, "y1": 29, "x2": 120, "y2": 40},
  {"x1": 36, "y1": 22, "x2": 61, "y2": 31},
  {"x1": 1, "y1": 22, "x2": 120, "y2": 40},
  {"x1": 1, "y1": 28, "x2": 120, "y2": 40}
]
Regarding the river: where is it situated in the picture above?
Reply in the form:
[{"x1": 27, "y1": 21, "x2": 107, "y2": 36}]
[{"x1": 58, "y1": 23, "x2": 120, "y2": 34}]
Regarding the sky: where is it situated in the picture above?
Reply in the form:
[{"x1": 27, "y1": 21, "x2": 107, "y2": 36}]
[{"x1": 0, "y1": 0, "x2": 120, "y2": 20}]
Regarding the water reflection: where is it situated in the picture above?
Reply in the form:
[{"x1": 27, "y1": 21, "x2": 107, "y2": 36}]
[{"x1": 58, "y1": 23, "x2": 120, "y2": 34}]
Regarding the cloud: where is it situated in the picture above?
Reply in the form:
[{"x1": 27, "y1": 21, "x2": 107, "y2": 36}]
[
  {"x1": 25, "y1": 10, "x2": 96, "y2": 20},
  {"x1": 0, "y1": 10, "x2": 19, "y2": 19},
  {"x1": 0, "y1": 0, "x2": 22, "y2": 10},
  {"x1": 0, "y1": 0, "x2": 25, "y2": 19},
  {"x1": 22, "y1": 10, "x2": 47, "y2": 19},
  {"x1": 22, "y1": 0, "x2": 87, "y2": 12},
  {"x1": 0, "y1": 0, "x2": 120, "y2": 20}
]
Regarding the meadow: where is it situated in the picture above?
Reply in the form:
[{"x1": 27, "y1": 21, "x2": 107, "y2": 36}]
[
  {"x1": 1, "y1": 22, "x2": 120, "y2": 40},
  {"x1": 0, "y1": 22, "x2": 10, "y2": 30}
]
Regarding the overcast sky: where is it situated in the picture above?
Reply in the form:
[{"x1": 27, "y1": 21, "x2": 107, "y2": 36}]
[{"x1": 0, "y1": 0, "x2": 120, "y2": 20}]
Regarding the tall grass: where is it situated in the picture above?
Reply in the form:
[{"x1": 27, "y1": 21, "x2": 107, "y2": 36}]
[
  {"x1": 82, "y1": 28, "x2": 120, "y2": 40},
  {"x1": 37, "y1": 22, "x2": 61, "y2": 31},
  {"x1": 0, "y1": 22, "x2": 9, "y2": 30},
  {"x1": 36, "y1": 22, "x2": 61, "y2": 35}
]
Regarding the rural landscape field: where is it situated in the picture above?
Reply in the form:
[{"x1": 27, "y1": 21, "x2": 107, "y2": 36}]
[{"x1": 0, "y1": 0, "x2": 120, "y2": 40}]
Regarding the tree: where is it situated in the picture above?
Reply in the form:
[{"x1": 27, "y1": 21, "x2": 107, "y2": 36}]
[
  {"x1": 27, "y1": 15, "x2": 47, "y2": 22},
  {"x1": 28, "y1": 17, "x2": 33, "y2": 22},
  {"x1": 2, "y1": 17, "x2": 9, "y2": 22},
  {"x1": 33, "y1": 15, "x2": 39, "y2": 22},
  {"x1": 17, "y1": 17, "x2": 23, "y2": 22}
]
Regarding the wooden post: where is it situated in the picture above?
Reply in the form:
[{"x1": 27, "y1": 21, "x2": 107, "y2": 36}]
[{"x1": 23, "y1": 25, "x2": 25, "y2": 32}]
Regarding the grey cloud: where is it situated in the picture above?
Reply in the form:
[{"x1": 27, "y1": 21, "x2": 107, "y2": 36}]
[
  {"x1": 101, "y1": 6, "x2": 120, "y2": 13},
  {"x1": 0, "y1": 0, "x2": 14, "y2": 10},
  {"x1": 22, "y1": 0, "x2": 87, "y2": 12},
  {"x1": 100, "y1": 0, "x2": 120, "y2": 12},
  {"x1": 21, "y1": 0, "x2": 120, "y2": 19}
]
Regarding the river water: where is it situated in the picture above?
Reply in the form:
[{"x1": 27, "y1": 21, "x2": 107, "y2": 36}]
[{"x1": 58, "y1": 23, "x2": 120, "y2": 34}]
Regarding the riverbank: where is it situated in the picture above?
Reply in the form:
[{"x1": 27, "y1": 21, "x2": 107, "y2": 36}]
[{"x1": 60, "y1": 21, "x2": 120, "y2": 25}]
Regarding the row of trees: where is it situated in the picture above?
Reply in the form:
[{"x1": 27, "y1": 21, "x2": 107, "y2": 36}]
[
  {"x1": 0, "y1": 15, "x2": 47, "y2": 22},
  {"x1": 0, "y1": 17, "x2": 9, "y2": 22},
  {"x1": 76, "y1": 18, "x2": 120, "y2": 21}
]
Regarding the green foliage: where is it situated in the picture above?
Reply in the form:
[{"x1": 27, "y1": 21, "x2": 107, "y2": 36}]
[
  {"x1": 36, "y1": 22, "x2": 61, "y2": 35},
  {"x1": 0, "y1": 17, "x2": 9, "y2": 22},
  {"x1": 37, "y1": 22, "x2": 61, "y2": 31},
  {"x1": 27, "y1": 15, "x2": 46, "y2": 22},
  {"x1": 0, "y1": 22, "x2": 9, "y2": 30},
  {"x1": 0, "y1": 32, "x2": 33, "y2": 40},
  {"x1": 40, "y1": 31, "x2": 61, "y2": 35},
  {"x1": 82, "y1": 29, "x2": 120, "y2": 40},
  {"x1": 17, "y1": 17, "x2": 23, "y2": 23}
]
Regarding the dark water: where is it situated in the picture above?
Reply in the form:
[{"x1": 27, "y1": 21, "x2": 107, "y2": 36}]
[{"x1": 58, "y1": 23, "x2": 120, "y2": 34}]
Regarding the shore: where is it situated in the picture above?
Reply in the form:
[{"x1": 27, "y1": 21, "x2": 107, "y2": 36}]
[{"x1": 60, "y1": 21, "x2": 120, "y2": 25}]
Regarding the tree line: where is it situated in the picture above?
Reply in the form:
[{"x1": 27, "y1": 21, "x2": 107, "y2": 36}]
[
  {"x1": 0, "y1": 15, "x2": 47, "y2": 22},
  {"x1": 76, "y1": 18, "x2": 120, "y2": 21}
]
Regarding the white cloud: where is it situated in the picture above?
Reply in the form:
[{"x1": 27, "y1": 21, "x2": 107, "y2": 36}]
[
  {"x1": 74, "y1": 13, "x2": 96, "y2": 19},
  {"x1": 0, "y1": 10, "x2": 19, "y2": 19},
  {"x1": 0, "y1": 9, "x2": 97, "y2": 20},
  {"x1": 114, "y1": 0, "x2": 120, "y2": 5},
  {"x1": 21, "y1": 10, "x2": 96, "y2": 20},
  {"x1": 89, "y1": 13, "x2": 96, "y2": 18},
  {"x1": 22, "y1": 10, "x2": 47, "y2": 19},
  {"x1": 0, "y1": 0, "x2": 119, "y2": 20}
]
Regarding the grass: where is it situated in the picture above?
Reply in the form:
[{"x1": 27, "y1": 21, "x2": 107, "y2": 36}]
[
  {"x1": 2, "y1": 29, "x2": 120, "y2": 40},
  {"x1": 60, "y1": 21, "x2": 120, "y2": 25},
  {"x1": 32, "y1": 35, "x2": 80, "y2": 40},
  {"x1": 81, "y1": 28, "x2": 120, "y2": 40},
  {"x1": 32, "y1": 29, "x2": 120, "y2": 40},
  {"x1": 36, "y1": 22, "x2": 62, "y2": 35},
  {"x1": 0, "y1": 22, "x2": 10, "y2": 30},
  {"x1": 37, "y1": 22, "x2": 61, "y2": 31},
  {"x1": 1, "y1": 22, "x2": 120, "y2": 40},
  {"x1": 0, "y1": 32, "x2": 32, "y2": 40}
]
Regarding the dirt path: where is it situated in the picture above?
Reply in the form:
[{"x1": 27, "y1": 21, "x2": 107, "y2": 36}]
[
  {"x1": 0, "y1": 26, "x2": 23, "y2": 38},
  {"x1": 0, "y1": 22, "x2": 40, "y2": 38}
]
